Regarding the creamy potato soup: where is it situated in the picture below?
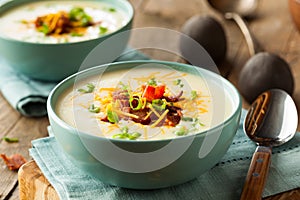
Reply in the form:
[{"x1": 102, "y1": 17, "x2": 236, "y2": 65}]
[
  {"x1": 56, "y1": 67, "x2": 233, "y2": 140},
  {"x1": 0, "y1": 1, "x2": 129, "y2": 43}
]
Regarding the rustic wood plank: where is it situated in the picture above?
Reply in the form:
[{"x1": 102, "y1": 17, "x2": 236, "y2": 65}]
[
  {"x1": 9, "y1": 185, "x2": 20, "y2": 200},
  {"x1": 19, "y1": 161, "x2": 59, "y2": 200},
  {"x1": 0, "y1": 94, "x2": 21, "y2": 138},
  {"x1": 0, "y1": 110, "x2": 49, "y2": 200}
]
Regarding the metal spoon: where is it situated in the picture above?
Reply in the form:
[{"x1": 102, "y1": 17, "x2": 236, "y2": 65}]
[
  {"x1": 206, "y1": 0, "x2": 260, "y2": 56},
  {"x1": 240, "y1": 89, "x2": 298, "y2": 200}
]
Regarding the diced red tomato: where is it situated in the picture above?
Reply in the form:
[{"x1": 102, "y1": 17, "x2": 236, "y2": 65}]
[
  {"x1": 142, "y1": 84, "x2": 165, "y2": 101},
  {"x1": 142, "y1": 85, "x2": 155, "y2": 101},
  {"x1": 154, "y1": 85, "x2": 165, "y2": 99}
]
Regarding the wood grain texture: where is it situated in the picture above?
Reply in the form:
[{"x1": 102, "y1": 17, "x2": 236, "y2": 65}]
[
  {"x1": 0, "y1": 96, "x2": 49, "y2": 200},
  {"x1": 240, "y1": 146, "x2": 272, "y2": 200},
  {"x1": 1, "y1": 0, "x2": 300, "y2": 199},
  {"x1": 18, "y1": 161, "x2": 59, "y2": 200}
]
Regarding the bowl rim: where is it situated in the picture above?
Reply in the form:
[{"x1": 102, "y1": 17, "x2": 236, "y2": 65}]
[
  {"x1": 0, "y1": 0, "x2": 134, "y2": 45},
  {"x1": 47, "y1": 60, "x2": 242, "y2": 143}
]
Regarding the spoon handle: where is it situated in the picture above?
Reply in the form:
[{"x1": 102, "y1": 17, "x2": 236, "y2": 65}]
[
  {"x1": 240, "y1": 146, "x2": 272, "y2": 200},
  {"x1": 225, "y1": 12, "x2": 258, "y2": 57}
]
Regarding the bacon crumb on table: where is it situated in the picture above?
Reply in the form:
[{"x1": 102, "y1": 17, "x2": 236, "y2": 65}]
[{"x1": 0, "y1": 153, "x2": 27, "y2": 171}]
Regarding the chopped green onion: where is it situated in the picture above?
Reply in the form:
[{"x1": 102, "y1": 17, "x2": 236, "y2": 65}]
[
  {"x1": 109, "y1": 7, "x2": 116, "y2": 12},
  {"x1": 112, "y1": 133, "x2": 129, "y2": 139},
  {"x1": 121, "y1": 126, "x2": 129, "y2": 134},
  {"x1": 152, "y1": 99, "x2": 166, "y2": 111},
  {"x1": 2, "y1": 137, "x2": 19, "y2": 143},
  {"x1": 88, "y1": 104, "x2": 100, "y2": 113},
  {"x1": 199, "y1": 122, "x2": 205, "y2": 127},
  {"x1": 182, "y1": 117, "x2": 194, "y2": 122},
  {"x1": 69, "y1": 7, "x2": 84, "y2": 20},
  {"x1": 118, "y1": 82, "x2": 129, "y2": 91},
  {"x1": 173, "y1": 79, "x2": 184, "y2": 88},
  {"x1": 191, "y1": 90, "x2": 198, "y2": 100},
  {"x1": 129, "y1": 97, "x2": 143, "y2": 110},
  {"x1": 148, "y1": 78, "x2": 157, "y2": 86},
  {"x1": 99, "y1": 26, "x2": 108, "y2": 34},
  {"x1": 71, "y1": 32, "x2": 83, "y2": 37},
  {"x1": 173, "y1": 79, "x2": 181, "y2": 85},
  {"x1": 78, "y1": 83, "x2": 95, "y2": 93},
  {"x1": 107, "y1": 109, "x2": 119, "y2": 123},
  {"x1": 174, "y1": 126, "x2": 188, "y2": 136},
  {"x1": 112, "y1": 127, "x2": 141, "y2": 140},
  {"x1": 69, "y1": 7, "x2": 92, "y2": 26},
  {"x1": 39, "y1": 24, "x2": 49, "y2": 35},
  {"x1": 128, "y1": 132, "x2": 142, "y2": 140},
  {"x1": 190, "y1": 118, "x2": 205, "y2": 127}
]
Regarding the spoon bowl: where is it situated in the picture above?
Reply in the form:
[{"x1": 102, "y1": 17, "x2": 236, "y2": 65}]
[
  {"x1": 207, "y1": 0, "x2": 259, "y2": 56},
  {"x1": 207, "y1": 0, "x2": 258, "y2": 18},
  {"x1": 240, "y1": 89, "x2": 298, "y2": 199}
]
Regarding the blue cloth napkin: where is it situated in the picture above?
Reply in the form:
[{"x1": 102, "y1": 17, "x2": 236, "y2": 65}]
[
  {"x1": 30, "y1": 110, "x2": 300, "y2": 200},
  {"x1": 0, "y1": 48, "x2": 149, "y2": 117}
]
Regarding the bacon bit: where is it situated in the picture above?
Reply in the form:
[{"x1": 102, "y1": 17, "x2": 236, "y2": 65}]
[
  {"x1": 163, "y1": 91, "x2": 183, "y2": 102},
  {"x1": 34, "y1": 9, "x2": 95, "y2": 36},
  {"x1": 100, "y1": 115, "x2": 109, "y2": 122},
  {"x1": 0, "y1": 154, "x2": 27, "y2": 171},
  {"x1": 35, "y1": 11, "x2": 70, "y2": 35}
]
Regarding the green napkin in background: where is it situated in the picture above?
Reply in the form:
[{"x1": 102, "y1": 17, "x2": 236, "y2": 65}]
[
  {"x1": 30, "y1": 110, "x2": 300, "y2": 200},
  {"x1": 0, "y1": 48, "x2": 149, "y2": 117}
]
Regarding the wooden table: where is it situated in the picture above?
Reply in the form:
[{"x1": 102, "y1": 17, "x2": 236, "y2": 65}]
[{"x1": 1, "y1": 0, "x2": 300, "y2": 199}]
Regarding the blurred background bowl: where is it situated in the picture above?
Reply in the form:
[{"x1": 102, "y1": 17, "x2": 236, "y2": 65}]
[
  {"x1": 289, "y1": 0, "x2": 300, "y2": 32},
  {"x1": 0, "y1": 0, "x2": 134, "y2": 81},
  {"x1": 47, "y1": 60, "x2": 242, "y2": 189}
]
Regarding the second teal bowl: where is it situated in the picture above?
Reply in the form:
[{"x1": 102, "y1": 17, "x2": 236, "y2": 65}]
[
  {"x1": 47, "y1": 60, "x2": 242, "y2": 189},
  {"x1": 0, "y1": 0, "x2": 134, "y2": 81}
]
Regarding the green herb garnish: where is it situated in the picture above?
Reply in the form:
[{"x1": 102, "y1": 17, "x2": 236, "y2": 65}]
[
  {"x1": 199, "y1": 122, "x2": 205, "y2": 127},
  {"x1": 182, "y1": 117, "x2": 194, "y2": 122},
  {"x1": 78, "y1": 83, "x2": 95, "y2": 93},
  {"x1": 107, "y1": 109, "x2": 119, "y2": 123},
  {"x1": 112, "y1": 126, "x2": 142, "y2": 140},
  {"x1": 182, "y1": 117, "x2": 205, "y2": 127},
  {"x1": 71, "y1": 32, "x2": 84, "y2": 37},
  {"x1": 69, "y1": 7, "x2": 92, "y2": 26},
  {"x1": 121, "y1": 126, "x2": 129, "y2": 134},
  {"x1": 109, "y1": 7, "x2": 116, "y2": 12},
  {"x1": 128, "y1": 132, "x2": 142, "y2": 140},
  {"x1": 189, "y1": 118, "x2": 205, "y2": 127},
  {"x1": 152, "y1": 99, "x2": 167, "y2": 111},
  {"x1": 173, "y1": 79, "x2": 184, "y2": 88},
  {"x1": 39, "y1": 24, "x2": 50, "y2": 35},
  {"x1": 148, "y1": 78, "x2": 157, "y2": 86},
  {"x1": 88, "y1": 104, "x2": 100, "y2": 113},
  {"x1": 99, "y1": 26, "x2": 108, "y2": 34},
  {"x1": 119, "y1": 82, "x2": 129, "y2": 91},
  {"x1": 174, "y1": 126, "x2": 188, "y2": 136},
  {"x1": 191, "y1": 90, "x2": 198, "y2": 100},
  {"x1": 2, "y1": 137, "x2": 19, "y2": 143},
  {"x1": 129, "y1": 97, "x2": 143, "y2": 111}
]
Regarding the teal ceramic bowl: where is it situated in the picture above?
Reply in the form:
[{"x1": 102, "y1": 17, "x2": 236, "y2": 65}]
[
  {"x1": 0, "y1": 0, "x2": 133, "y2": 81},
  {"x1": 47, "y1": 60, "x2": 242, "y2": 189}
]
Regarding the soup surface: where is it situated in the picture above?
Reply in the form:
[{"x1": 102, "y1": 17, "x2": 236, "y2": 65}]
[
  {"x1": 0, "y1": 1, "x2": 129, "y2": 43},
  {"x1": 56, "y1": 66, "x2": 233, "y2": 140}
]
